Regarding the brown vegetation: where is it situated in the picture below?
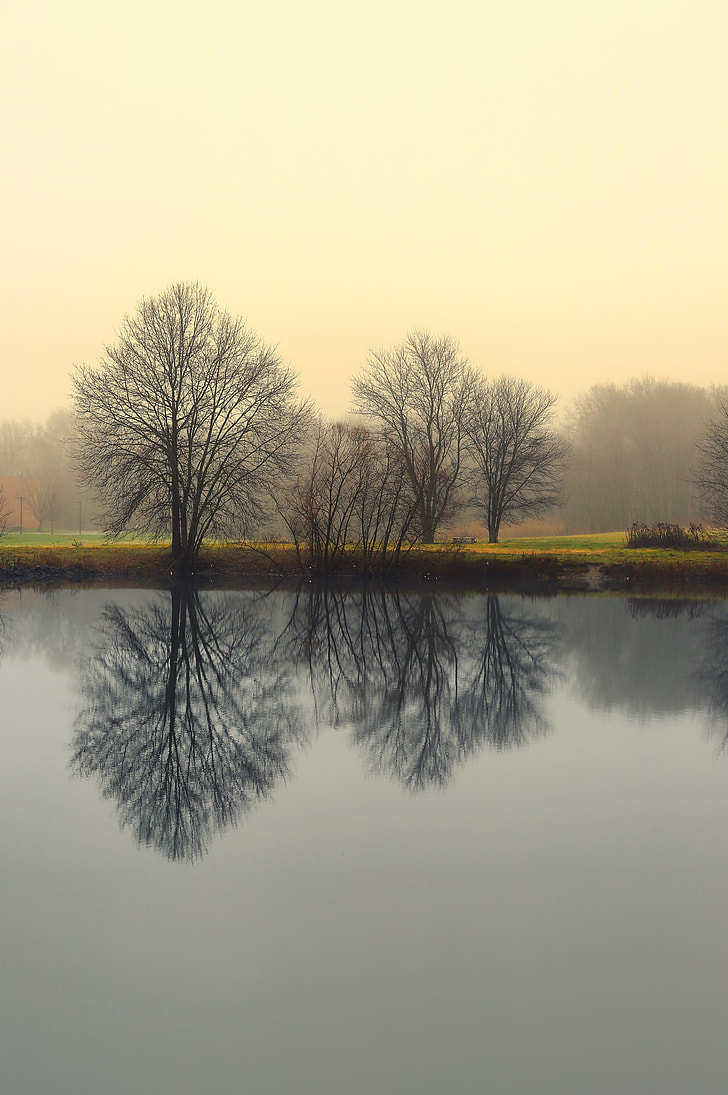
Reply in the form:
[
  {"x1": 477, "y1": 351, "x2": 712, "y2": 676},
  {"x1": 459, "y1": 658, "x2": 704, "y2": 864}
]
[{"x1": 4, "y1": 538, "x2": 728, "y2": 593}]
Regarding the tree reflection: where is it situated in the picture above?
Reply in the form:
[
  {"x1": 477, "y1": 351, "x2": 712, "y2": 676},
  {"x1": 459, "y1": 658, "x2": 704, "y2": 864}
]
[
  {"x1": 73, "y1": 586, "x2": 300, "y2": 860},
  {"x1": 279, "y1": 587, "x2": 559, "y2": 790},
  {"x1": 457, "y1": 596, "x2": 558, "y2": 749},
  {"x1": 0, "y1": 593, "x2": 8, "y2": 663},
  {"x1": 695, "y1": 608, "x2": 728, "y2": 750}
]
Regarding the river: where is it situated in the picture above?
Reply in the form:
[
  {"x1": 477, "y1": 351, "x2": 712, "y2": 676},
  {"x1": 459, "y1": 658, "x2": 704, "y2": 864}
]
[{"x1": 1, "y1": 586, "x2": 727, "y2": 1094}]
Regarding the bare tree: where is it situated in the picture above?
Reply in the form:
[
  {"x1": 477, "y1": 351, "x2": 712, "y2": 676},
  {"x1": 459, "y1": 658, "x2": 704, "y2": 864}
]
[
  {"x1": 354, "y1": 440, "x2": 419, "y2": 572},
  {"x1": 72, "y1": 283, "x2": 307, "y2": 565},
  {"x1": 0, "y1": 484, "x2": 9, "y2": 538},
  {"x1": 0, "y1": 420, "x2": 33, "y2": 477},
  {"x1": 277, "y1": 418, "x2": 418, "y2": 573},
  {"x1": 465, "y1": 375, "x2": 568, "y2": 543},
  {"x1": 23, "y1": 474, "x2": 62, "y2": 534},
  {"x1": 351, "y1": 331, "x2": 475, "y2": 543},
  {"x1": 693, "y1": 398, "x2": 728, "y2": 527},
  {"x1": 563, "y1": 379, "x2": 719, "y2": 532},
  {"x1": 278, "y1": 420, "x2": 371, "y2": 572}
]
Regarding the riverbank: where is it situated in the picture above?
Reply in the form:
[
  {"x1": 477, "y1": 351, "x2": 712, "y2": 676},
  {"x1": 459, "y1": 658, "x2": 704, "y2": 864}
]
[{"x1": 3, "y1": 536, "x2": 728, "y2": 592}]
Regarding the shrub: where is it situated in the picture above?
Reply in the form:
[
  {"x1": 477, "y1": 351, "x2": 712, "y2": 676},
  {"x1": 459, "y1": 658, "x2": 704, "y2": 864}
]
[{"x1": 625, "y1": 522, "x2": 725, "y2": 550}]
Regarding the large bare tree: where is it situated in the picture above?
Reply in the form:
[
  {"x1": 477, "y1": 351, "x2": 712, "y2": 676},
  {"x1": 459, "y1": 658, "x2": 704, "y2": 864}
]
[
  {"x1": 72, "y1": 283, "x2": 306, "y2": 565},
  {"x1": 351, "y1": 331, "x2": 475, "y2": 543},
  {"x1": 465, "y1": 375, "x2": 568, "y2": 543},
  {"x1": 693, "y1": 398, "x2": 728, "y2": 527}
]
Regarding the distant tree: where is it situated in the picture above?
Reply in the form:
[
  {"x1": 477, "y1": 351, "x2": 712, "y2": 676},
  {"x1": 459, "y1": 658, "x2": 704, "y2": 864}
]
[
  {"x1": 563, "y1": 379, "x2": 720, "y2": 532},
  {"x1": 0, "y1": 420, "x2": 32, "y2": 477},
  {"x1": 465, "y1": 375, "x2": 568, "y2": 543},
  {"x1": 23, "y1": 474, "x2": 62, "y2": 534},
  {"x1": 693, "y1": 399, "x2": 728, "y2": 527},
  {"x1": 0, "y1": 411, "x2": 94, "y2": 534},
  {"x1": 351, "y1": 331, "x2": 475, "y2": 543},
  {"x1": 0, "y1": 484, "x2": 9, "y2": 538},
  {"x1": 72, "y1": 283, "x2": 307, "y2": 565}
]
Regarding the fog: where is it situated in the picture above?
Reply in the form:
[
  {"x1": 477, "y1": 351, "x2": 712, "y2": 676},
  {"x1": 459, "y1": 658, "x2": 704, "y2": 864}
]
[
  {"x1": 3, "y1": 2, "x2": 726, "y2": 428},
  {"x1": 2, "y1": 372, "x2": 723, "y2": 538}
]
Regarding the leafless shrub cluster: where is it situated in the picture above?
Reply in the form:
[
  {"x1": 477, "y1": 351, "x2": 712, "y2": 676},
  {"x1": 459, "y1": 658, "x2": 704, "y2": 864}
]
[
  {"x1": 624, "y1": 521, "x2": 721, "y2": 550},
  {"x1": 276, "y1": 419, "x2": 418, "y2": 574}
]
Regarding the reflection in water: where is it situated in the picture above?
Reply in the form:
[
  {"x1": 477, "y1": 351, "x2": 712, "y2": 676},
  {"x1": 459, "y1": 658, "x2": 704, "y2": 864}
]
[
  {"x1": 73, "y1": 586, "x2": 300, "y2": 861},
  {"x1": 626, "y1": 598, "x2": 710, "y2": 621},
  {"x1": 72, "y1": 585, "x2": 562, "y2": 856},
  {"x1": 459, "y1": 596, "x2": 558, "y2": 749},
  {"x1": 562, "y1": 597, "x2": 711, "y2": 718},
  {"x1": 697, "y1": 610, "x2": 728, "y2": 750},
  {"x1": 0, "y1": 594, "x2": 7, "y2": 664},
  {"x1": 279, "y1": 588, "x2": 560, "y2": 791}
]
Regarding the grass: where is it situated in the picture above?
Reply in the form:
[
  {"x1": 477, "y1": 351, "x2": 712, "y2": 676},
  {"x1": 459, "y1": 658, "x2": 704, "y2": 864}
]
[
  {"x1": 2, "y1": 529, "x2": 728, "y2": 590},
  {"x1": 0, "y1": 530, "x2": 136, "y2": 547}
]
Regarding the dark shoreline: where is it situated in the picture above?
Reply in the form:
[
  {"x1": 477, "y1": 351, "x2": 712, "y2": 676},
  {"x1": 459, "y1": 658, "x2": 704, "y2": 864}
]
[{"x1": 3, "y1": 552, "x2": 728, "y2": 595}]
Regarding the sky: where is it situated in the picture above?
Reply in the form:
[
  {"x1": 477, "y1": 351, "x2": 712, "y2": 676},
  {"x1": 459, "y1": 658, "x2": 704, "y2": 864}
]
[{"x1": 1, "y1": 0, "x2": 726, "y2": 423}]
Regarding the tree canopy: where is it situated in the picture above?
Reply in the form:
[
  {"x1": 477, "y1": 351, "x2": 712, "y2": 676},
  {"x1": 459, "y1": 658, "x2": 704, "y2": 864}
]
[
  {"x1": 72, "y1": 283, "x2": 306, "y2": 564},
  {"x1": 351, "y1": 331, "x2": 475, "y2": 543},
  {"x1": 465, "y1": 375, "x2": 567, "y2": 543}
]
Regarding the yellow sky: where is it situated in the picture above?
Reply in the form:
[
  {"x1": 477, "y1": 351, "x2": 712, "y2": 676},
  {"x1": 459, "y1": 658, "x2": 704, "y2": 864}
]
[{"x1": 1, "y1": 0, "x2": 726, "y2": 422}]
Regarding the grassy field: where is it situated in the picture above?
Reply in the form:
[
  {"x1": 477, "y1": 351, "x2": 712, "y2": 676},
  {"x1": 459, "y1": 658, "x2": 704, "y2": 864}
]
[
  {"x1": 2, "y1": 529, "x2": 728, "y2": 590},
  {"x1": 0, "y1": 530, "x2": 135, "y2": 547},
  {"x1": 496, "y1": 531, "x2": 624, "y2": 551}
]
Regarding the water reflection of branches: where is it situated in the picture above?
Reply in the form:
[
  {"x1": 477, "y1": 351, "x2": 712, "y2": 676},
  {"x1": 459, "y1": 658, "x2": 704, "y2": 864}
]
[
  {"x1": 73, "y1": 586, "x2": 300, "y2": 861},
  {"x1": 459, "y1": 597, "x2": 558, "y2": 749},
  {"x1": 0, "y1": 593, "x2": 8, "y2": 663},
  {"x1": 626, "y1": 598, "x2": 709, "y2": 621},
  {"x1": 279, "y1": 587, "x2": 560, "y2": 790},
  {"x1": 696, "y1": 609, "x2": 728, "y2": 751}
]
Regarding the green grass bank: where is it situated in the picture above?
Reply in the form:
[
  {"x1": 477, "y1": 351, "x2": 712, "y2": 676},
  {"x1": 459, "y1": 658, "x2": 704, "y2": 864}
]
[{"x1": 3, "y1": 530, "x2": 728, "y2": 592}]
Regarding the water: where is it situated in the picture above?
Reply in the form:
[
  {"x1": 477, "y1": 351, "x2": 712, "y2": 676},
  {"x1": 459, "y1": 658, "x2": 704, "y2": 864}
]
[{"x1": 1, "y1": 586, "x2": 727, "y2": 1094}]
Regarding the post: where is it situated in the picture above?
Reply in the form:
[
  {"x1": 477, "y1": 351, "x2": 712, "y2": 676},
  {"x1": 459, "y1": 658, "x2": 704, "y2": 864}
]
[{"x1": 15, "y1": 495, "x2": 23, "y2": 534}]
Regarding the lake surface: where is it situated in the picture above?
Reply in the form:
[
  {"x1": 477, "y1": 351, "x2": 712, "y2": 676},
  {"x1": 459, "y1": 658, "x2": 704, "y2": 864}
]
[{"x1": 1, "y1": 586, "x2": 728, "y2": 1094}]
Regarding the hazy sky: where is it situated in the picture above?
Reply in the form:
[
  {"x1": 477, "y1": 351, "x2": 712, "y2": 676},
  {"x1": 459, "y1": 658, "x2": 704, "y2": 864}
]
[{"x1": 2, "y1": 0, "x2": 726, "y2": 422}]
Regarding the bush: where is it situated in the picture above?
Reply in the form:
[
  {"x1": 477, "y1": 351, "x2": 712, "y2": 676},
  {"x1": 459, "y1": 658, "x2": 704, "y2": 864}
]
[{"x1": 625, "y1": 522, "x2": 725, "y2": 550}]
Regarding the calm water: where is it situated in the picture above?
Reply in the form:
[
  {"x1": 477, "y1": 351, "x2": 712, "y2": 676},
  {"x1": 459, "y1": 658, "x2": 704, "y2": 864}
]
[{"x1": 1, "y1": 586, "x2": 728, "y2": 1094}]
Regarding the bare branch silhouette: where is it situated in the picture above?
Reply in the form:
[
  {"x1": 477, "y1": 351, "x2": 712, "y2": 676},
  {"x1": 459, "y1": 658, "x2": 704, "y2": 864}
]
[
  {"x1": 72, "y1": 283, "x2": 309, "y2": 565},
  {"x1": 73, "y1": 587, "x2": 301, "y2": 860}
]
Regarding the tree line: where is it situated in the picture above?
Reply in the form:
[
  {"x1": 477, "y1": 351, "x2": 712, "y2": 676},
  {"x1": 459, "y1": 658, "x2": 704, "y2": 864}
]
[
  {"x1": 1, "y1": 281, "x2": 726, "y2": 563},
  {"x1": 0, "y1": 410, "x2": 94, "y2": 535}
]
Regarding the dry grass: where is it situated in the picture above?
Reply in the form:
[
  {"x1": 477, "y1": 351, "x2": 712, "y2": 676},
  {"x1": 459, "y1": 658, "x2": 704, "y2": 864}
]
[{"x1": 3, "y1": 533, "x2": 728, "y2": 590}]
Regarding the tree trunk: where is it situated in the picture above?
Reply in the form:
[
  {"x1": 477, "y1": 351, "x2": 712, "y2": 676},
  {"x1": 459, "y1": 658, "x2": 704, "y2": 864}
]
[{"x1": 420, "y1": 517, "x2": 436, "y2": 544}]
